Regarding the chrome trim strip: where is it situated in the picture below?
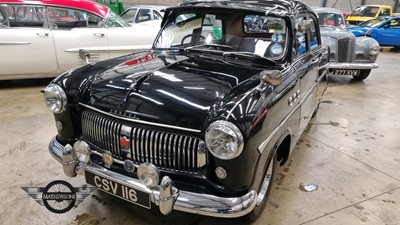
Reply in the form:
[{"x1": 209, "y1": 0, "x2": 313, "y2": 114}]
[
  {"x1": 0, "y1": 42, "x2": 30, "y2": 45},
  {"x1": 329, "y1": 62, "x2": 379, "y2": 70},
  {"x1": 49, "y1": 137, "x2": 257, "y2": 218},
  {"x1": 79, "y1": 103, "x2": 201, "y2": 133}
]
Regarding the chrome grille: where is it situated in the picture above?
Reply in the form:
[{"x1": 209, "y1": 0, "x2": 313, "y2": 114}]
[
  {"x1": 337, "y1": 37, "x2": 355, "y2": 63},
  {"x1": 81, "y1": 110, "x2": 205, "y2": 173}
]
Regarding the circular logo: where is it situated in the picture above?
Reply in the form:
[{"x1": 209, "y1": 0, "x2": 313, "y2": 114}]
[
  {"x1": 42, "y1": 180, "x2": 76, "y2": 214},
  {"x1": 271, "y1": 33, "x2": 283, "y2": 43},
  {"x1": 123, "y1": 160, "x2": 136, "y2": 173}
]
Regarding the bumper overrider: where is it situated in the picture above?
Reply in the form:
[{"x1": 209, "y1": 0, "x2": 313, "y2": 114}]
[{"x1": 49, "y1": 137, "x2": 257, "y2": 218}]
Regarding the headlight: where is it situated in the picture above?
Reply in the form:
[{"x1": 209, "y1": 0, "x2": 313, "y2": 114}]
[
  {"x1": 43, "y1": 84, "x2": 67, "y2": 113},
  {"x1": 205, "y1": 120, "x2": 244, "y2": 160},
  {"x1": 369, "y1": 45, "x2": 380, "y2": 56}
]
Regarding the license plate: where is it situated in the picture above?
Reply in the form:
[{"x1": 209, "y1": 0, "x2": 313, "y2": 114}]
[
  {"x1": 85, "y1": 171, "x2": 151, "y2": 209},
  {"x1": 332, "y1": 69, "x2": 360, "y2": 76}
]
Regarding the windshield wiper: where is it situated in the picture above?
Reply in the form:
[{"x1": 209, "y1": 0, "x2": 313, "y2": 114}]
[{"x1": 185, "y1": 44, "x2": 234, "y2": 51}]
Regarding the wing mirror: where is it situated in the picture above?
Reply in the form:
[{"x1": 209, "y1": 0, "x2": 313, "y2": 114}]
[
  {"x1": 259, "y1": 70, "x2": 282, "y2": 86},
  {"x1": 79, "y1": 49, "x2": 91, "y2": 64}
]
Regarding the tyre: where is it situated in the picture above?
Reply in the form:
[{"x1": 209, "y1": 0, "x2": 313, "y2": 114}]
[
  {"x1": 353, "y1": 69, "x2": 370, "y2": 81},
  {"x1": 312, "y1": 102, "x2": 320, "y2": 118},
  {"x1": 245, "y1": 151, "x2": 277, "y2": 221}
]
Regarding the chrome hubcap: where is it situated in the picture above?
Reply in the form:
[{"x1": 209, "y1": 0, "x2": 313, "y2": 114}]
[{"x1": 256, "y1": 158, "x2": 274, "y2": 206}]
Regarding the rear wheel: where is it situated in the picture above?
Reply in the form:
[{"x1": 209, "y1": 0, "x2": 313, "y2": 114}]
[
  {"x1": 245, "y1": 152, "x2": 277, "y2": 221},
  {"x1": 353, "y1": 69, "x2": 370, "y2": 81}
]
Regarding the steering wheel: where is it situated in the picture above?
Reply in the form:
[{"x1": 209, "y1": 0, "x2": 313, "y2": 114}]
[{"x1": 181, "y1": 34, "x2": 206, "y2": 46}]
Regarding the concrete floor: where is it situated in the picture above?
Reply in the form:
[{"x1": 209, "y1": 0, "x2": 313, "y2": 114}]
[{"x1": 0, "y1": 51, "x2": 399, "y2": 225}]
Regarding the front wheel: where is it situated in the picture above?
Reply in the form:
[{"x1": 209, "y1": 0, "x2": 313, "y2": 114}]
[
  {"x1": 245, "y1": 152, "x2": 277, "y2": 221},
  {"x1": 353, "y1": 69, "x2": 371, "y2": 81}
]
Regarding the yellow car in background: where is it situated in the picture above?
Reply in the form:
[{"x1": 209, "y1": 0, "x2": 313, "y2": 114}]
[{"x1": 346, "y1": 5, "x2": 392, "y2": 25}]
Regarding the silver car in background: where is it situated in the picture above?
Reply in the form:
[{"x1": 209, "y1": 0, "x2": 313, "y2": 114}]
[
  {"x1": 120, "y1": 5, "x2": 164, "y2": 24},
  {"x1": 313, "y1": 7, "x2": 380, "y2": 80}
]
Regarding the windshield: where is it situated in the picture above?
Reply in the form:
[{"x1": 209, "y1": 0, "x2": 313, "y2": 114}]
[
  {"x1": 358, "y1": 17, "x2": 387, "y2": 27},
  {"x1": 154, "y1": 12, "x2": 288, "y2": 59},
  {"x1": 350, "y1": 6, "x2": 379, "y2": 17},
  {"x1": 317, "y1": 12, "x2": 345, "y2": 28}
]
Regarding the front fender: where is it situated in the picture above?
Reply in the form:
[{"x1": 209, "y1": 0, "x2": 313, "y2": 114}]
[{"x1": 355, "y1": 36, "x2": 380, "y2": 62}]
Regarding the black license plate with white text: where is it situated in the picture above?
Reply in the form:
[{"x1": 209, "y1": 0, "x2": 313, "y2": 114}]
[{"x1": 85, "y1": 171, "x2": 151, "y2": 209}]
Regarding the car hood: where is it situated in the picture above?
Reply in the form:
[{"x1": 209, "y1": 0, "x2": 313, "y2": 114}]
[{"x1": 83, "y1": 53, "x2": 261, "y2": 131}]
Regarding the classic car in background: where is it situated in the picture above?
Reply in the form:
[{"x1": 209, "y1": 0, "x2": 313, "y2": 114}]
[
  {"x1": 314, "y1": 7, "x2": 380, "y2": 80},
  {"x1": 347, "y1": 16, "x2": 400, "y2": 51},
  {"x1": 0, "y1": 0, "x2": 159, "y2": 80},
  {"x1": 44, "y1": 0, "x2": 329, "y2": 221},
  {"x1": 346, "y1": 5, "x2": 393, "y2": 25},
  {"x1": 120, "y1": 5, "x2": 164, "y2": 24}
]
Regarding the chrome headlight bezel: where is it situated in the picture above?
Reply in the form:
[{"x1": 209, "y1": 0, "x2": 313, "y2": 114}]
[
  {"x1": 205, "y1": 120, "x2": 244, "y2": 160},
  {"x1": 43, "y1": 84, "x2": 67, "y2": 113},
  {"x1": 369, "y1": 45, "x2": 380, "y2": 56}
]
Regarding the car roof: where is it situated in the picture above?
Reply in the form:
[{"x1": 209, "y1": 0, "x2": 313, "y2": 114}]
[
  {"x1": 170, "y1": 0, "x2": 311, "y2": 16},
  {"x1": 0, "y1": 0, "x2": 110, "y2": 18},
  {"x1": 312, "y1": 7, "x2": 343, "y2": 15}
]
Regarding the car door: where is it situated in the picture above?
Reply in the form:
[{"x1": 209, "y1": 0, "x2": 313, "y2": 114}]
[
  {"x1": 48, "y1": 7, "x2": 109, "y2": 72},
  {"x1": 295, "y1": 14, "x2": 324, "y2": 134},
  {"x1": 0, "y1": 4, "x2": 57, "y2": 78},
  {"x1": 376, "y1": 18, "x2": 400, "y2": 46}
]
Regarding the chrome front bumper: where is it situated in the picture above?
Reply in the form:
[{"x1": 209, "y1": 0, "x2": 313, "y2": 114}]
[
  {"x1": 49, "y1": 137, "x2": 257, "y2": 218},
  {"x1": 329, "y1": 62, "x2": 379, "y2": 70}
]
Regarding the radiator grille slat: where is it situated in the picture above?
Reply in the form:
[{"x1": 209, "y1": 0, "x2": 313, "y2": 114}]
[
  {"x1": 81, "y1": 110, "x2": 203, "y2": 173},
  {"x1": 337, "y1": 37, "x2": 355, "y2": 63}
]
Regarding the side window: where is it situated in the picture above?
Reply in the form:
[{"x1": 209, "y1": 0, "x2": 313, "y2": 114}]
[
  {"x1": 47, "y1": 7, "x2": 88, "y2": 29},
  {"x1": 380, "y1": 8, "x2": 390, "y2": 16},
  {"x1": 308, "y1": 17, "x2": 319, "y2": 50},
  {"x1": 0, "y1": 7, "x2": 6, "y2": 27},
  {"x1": 136, "y1": 9, "x2": 151, "y2": 23},
  {"x1": 154, "y1": 10, "x2": 163, "y2": 20},
  {"x1": 7, "y1": 5, "x2": 45, "y2": 27},
  {"x1": 121, "y1": 8, "x2": 137, "y2": 23},
  {"x1": 294, "y1": 17, "x2": 307, "y2": 58}
]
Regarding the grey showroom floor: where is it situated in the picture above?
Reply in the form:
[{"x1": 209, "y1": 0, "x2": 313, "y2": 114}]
[{"x1": 0, "y1": 51, "x2": 399, "y2": 225}]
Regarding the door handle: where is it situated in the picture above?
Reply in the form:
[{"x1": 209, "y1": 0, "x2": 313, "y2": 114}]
[
  {"x1": 93, "y1": 33, "x2": 105, "y2": 37},
  {"x1": 36, "y1": 33, "x2": 49, "y2": 37}
]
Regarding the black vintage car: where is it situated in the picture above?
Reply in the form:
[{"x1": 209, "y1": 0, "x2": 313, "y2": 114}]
[{"x1": 43, "y1": 0, "x2": 329, "y2": 220}]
